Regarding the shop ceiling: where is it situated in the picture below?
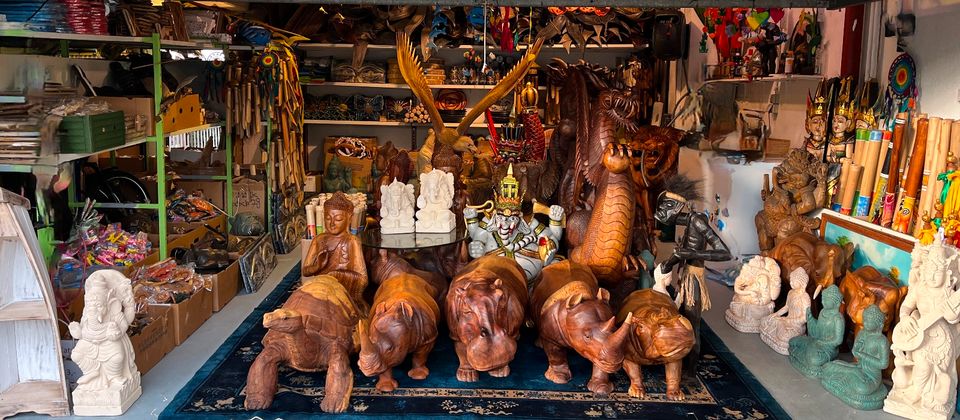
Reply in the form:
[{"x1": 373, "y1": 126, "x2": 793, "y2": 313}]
[{"x1": 238, "y1": 0, "x2": 871, "y2": 9}]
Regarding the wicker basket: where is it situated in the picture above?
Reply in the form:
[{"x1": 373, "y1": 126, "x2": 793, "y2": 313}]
[{"x1": 424, "y1": 59, "x2": 446, "y2": 84}]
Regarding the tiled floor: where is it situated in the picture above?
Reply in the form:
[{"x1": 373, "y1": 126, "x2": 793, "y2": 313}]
[{"x1": 16, "y1": 249, "x2": 900, "y2": 419}]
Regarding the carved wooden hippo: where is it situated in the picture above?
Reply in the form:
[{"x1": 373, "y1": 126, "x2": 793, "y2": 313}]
[
  {"x1": 530, "y1": 260, "x2": 634, "y2": 395},
  {"x1": 837, "y1": 266, "x2": 907, "y2": 347},
  {"x1": 617, "y1": 289, "x2": 695, "y2": 401},
  {"x1": 358, "y1": 273, "x2": 441, "y2": 392},
  {"x1": 245, "y1": 275, "x2": 360, "y2": 413},
  {"x1": 446, "y1": 255, "x2": 528, "y2": 382}
]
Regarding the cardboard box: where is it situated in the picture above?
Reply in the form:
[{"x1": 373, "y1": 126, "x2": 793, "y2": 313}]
[
  {"x1": 129, "y1": 305, "x2": 176, "y2": 375},
  {"x1": 171, "y1": 180, "x2": 225, "y2": 210},
  {"x1": 162, "y1": 94, "x2": 204, "y2": 133},
  {"x1": 128, "y1": 215, "x2": 227, "y2": 276},
  {"x1": 153, "y1": 285, "x2": 213, "y2": 346},
  {"x1": 210, "y1": 259, "x2": 241, "y2": 312},
  {"x1": 304, "y1": 173, "x2": 321, "y2": 193},
  {"x1": 322, "y1": 136, "x2": 377, "y2": 192},
  {"x1": 233, "y1": 178, "x2": 266, "y2": 216},
  {"x1": 98, "y1": 96, "x2": 156, "y2": 137}
]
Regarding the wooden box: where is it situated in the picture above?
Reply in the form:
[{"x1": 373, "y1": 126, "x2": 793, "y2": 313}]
[
  {"x1": 152, "y1": 285, "x2": 213, "y2": 346},
  {"x1": 162, "y1": 94, "x2": 204, "y2": 133},
  {"x1": 129, "y1": 305, "x2": 175, "y2": 375},
  {"x1": 210, "y1": 259, "x2": 241, "y2": 312},
  {"x1": 59, "y1": 111, "x2": 126, "y2": 153}
]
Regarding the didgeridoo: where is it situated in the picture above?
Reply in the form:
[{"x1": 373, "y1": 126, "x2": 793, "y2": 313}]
[
  {"x1": 881, "y1": 116, "x2": 908, "y2": 227},
  {"x1": 893, "y1": 118, "x2": 930, "y2": 233}
]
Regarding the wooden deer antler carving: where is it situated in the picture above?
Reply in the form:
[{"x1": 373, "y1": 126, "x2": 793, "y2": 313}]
[{"x1": 396, "y1": 32, "x2": 544, "y2": 153}]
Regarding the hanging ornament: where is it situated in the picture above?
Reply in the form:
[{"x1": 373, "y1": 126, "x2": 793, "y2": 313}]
[{"x1": 888, "y1": 52, "x2": 916, "y2": 99}]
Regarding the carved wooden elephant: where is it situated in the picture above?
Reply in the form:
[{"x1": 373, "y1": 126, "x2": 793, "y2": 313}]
[{"x1": 765, "y1": 232, "x2": 855, "y2": 300}]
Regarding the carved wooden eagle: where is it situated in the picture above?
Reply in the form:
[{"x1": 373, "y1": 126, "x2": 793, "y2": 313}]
[{"x1": 395, "y1": 32, "x2": 545, "y2": 153}]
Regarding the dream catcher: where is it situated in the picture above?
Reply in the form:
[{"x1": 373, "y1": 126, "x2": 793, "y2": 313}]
[{"x1": 886, "y1": 52, "x2": 917, "y2": 115}]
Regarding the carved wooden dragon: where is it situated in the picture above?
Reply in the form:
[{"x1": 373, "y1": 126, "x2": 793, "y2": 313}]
[{"x1": 395, "y1": 32, "x2": 545, "y2": 154}]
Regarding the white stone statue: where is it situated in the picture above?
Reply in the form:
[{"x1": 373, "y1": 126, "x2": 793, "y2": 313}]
[
  {"x1": 725, "y1": 256, "x2": 782, "y2": 333},
  {"x1": 415, "y1": 169, "x2": 456, "y2": 233},
  {"x1": 380, "y1": 179, "x2": 415, "y2": 234},
  {"x1": 69, "y1": 269, "x2": 142, "y2": 416},
  {"x1": 884, "y1": 235, "x2": 960, "y2": 420},
  {"x1": 760, "y1": 268, "x2": 812, "y2": 355},
  {"x1": 652, "y1": 263, "x2": 673, "y2": 298}
]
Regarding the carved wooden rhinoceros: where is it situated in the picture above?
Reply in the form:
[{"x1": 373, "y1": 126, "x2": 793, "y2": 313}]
[
  {"x1": 358, "y1": 273, "x2": 442, "y2": 392},
  {"x1": 446, "y1": 255, "x2": 527, "y2": 382},
  {"x1": 244, "y1": 275, "x2": 360, "y2": 413},
  {"x1": 530, "y1": 260, "x2": 634, "y2": 395}
]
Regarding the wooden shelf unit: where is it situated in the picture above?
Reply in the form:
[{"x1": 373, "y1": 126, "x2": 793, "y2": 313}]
[{"x1": 0, "y1": 188, "x2": 69, "y2": 419}]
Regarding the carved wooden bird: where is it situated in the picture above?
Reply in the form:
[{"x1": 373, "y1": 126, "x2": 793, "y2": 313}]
[{"x1": 395, "y1": 31, "x2": 544, "y2": 154}]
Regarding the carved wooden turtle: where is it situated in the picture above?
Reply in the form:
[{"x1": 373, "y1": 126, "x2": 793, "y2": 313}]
[{"x1": 244, "y1": 275, "x2": 360, "y2": 413}]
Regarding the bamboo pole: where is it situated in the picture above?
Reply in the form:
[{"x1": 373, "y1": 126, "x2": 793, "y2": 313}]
[
  {"x1": 883, "y1": 115, "x2": 908, "y2": 227},
  {"x1": 893, "y1": 118, "x2": 930, "y2": 234},
  {"x1": 855, "y1": 130, "x2": 883, "y2": 219},
  {"x1": 916, "y1": 117, "x2": 943, "y2": 235},
  {"x1": 841, "y1": 164, "x2": 863, "y2": 215}
]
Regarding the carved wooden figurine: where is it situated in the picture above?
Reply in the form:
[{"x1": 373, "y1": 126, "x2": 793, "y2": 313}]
[
  {"x1": 245, "y1": 275, "x2": 360, "y2": 413},
  {"x1": 756, "y1": 148, "x2": 826, "y2": 252},
  {"x1": 530, "y1": 260, "x2": 634, "y2": 395},
  {"x1": 766, "y1": 231, "x2": 854, "y2": 300},
  {"x1": 358, "y1": 273, "x2": 441, "y2": 392},
  {"x1": 725, "y1": 256, "x2": 781, "y2": 333},
  {"x1": 69, "y1": 270, "x2": 142, "y2": 416},
  {"x1": 303, "y1": 192, "x2": 368, "y2": 308},
  {"x1": 760, "y1": 268, "x2": 812, "y2": 355},
  {"x1": 885, "y1": 236, "x2": 960, "y2": 420},
  {"x1": 788, "y1": 284, "x2": 845, "y2": 378},
  {"x1": 446, "y1": 255, "x2": 528, "y2": 382},
  {"x1": 617, "y1": 289, "x2": 696, "y2": 401},
  {"x1": 837, "y1": 266, "x2": 907, "y2": 347},
  {"x1": 821, "y1": 305, "x2": 890, "y2": 410}
]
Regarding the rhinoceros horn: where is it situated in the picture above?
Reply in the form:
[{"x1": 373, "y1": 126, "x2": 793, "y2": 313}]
[
  {"x1": 606, "y1": 312, "x2": 633, "y2": 348},
  {"x1": 357, "y1": 319, "x2": 381, "y2": 376}
]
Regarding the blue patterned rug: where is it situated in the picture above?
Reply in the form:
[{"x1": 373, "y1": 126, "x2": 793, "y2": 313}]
[{"x1": 160, "y1": 264, "x2": 790, "y2": 420}]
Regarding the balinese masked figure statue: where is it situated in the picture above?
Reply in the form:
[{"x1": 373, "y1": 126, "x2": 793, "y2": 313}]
[
  {"x1": 828, "y1": 77, "x2": 856, "y2": 163},
  {"x1": 463, "y1": 164, "x2": 565, "y2": 283},
  {"x1": 805, "y1": 81, "x2": 828, "y2": 160},
  {"x1": 656, "y1": 174, "x2": 732, "y2": 374}
]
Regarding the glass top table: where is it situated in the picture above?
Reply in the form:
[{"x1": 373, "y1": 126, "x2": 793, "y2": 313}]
[{"x1": 359, "y1": 226, "x2": 469, "y2": 251}]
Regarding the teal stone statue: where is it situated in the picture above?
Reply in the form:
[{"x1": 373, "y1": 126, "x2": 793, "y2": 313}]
[
  {"x1": 820, "y1": 304, "x2": 890, "y2": 410},
  {"x1": 788, "y1": 284, "x2": 844, "y2": 378},
  {"x1": 324, "y1": 155, "x2": 357, "y2": 193}
]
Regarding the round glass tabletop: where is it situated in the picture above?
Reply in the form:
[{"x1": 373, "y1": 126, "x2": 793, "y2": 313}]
[{"x1": 359, "y1": 226, "x2": 469, "y2": 251}]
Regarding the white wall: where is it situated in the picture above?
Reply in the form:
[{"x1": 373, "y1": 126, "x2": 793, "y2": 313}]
[
  {"x1": 678, "y1": 9, "x2": 846, "y2": 149},
  {"x1": 878, "y1": 4, "x2": 960, "y2": 118}
]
